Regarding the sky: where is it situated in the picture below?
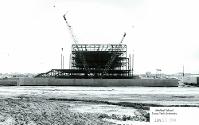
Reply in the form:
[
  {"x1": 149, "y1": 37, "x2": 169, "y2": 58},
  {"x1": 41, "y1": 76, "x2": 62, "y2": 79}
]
[{"x1": 0, "y1": 0, "x2": 199, "y2": 74}]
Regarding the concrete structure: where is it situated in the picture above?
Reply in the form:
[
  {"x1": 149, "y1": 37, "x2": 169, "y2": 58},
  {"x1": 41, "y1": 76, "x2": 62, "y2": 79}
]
[
  {"x1": 17, "y1": 78, "x2": 178, "y2": 87},
  {"x1": 0, "y1": 79, "x2": 18, "y2": 86}
]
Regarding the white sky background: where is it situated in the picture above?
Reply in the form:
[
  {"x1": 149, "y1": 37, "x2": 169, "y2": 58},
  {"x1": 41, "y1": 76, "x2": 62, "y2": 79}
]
[{"x1": 0, "y1": 0, "x2": 199, "y2": 74}]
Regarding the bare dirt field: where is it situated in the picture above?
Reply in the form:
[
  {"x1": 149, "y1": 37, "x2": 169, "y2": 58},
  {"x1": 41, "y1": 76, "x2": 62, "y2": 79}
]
[{"x1": 0, "y1": 86, "x2": 199, "y2": 124}]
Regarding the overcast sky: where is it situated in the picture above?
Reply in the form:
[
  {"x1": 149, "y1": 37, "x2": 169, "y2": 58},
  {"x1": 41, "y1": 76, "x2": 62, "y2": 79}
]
[{"x1": 0, "y1": 0, "x2": 199, "y2": 74}]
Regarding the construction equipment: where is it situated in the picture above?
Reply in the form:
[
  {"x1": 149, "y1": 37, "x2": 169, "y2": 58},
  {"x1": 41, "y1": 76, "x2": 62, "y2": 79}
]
[
  {"x1": 102, "y1": 32, "x2": 126, "y2": 77},
  {"x1": 63, "y1": 13, "x2": 90, "y2": 75}
]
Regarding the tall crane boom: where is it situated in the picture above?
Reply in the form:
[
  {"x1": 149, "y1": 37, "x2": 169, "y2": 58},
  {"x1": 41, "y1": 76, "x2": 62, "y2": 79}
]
[
  {"x1": 102, "y1": 32, "x2": 126, "y2": 77},
  {"x1": 120, "y1": 32, "x2": 126, "y2": 43},
  {"x1": 63, "y1": 14, "x2": 90, "y2": 75},
  {"x1": 63, "y1": 14, "x2": 78, "y2": 44}
]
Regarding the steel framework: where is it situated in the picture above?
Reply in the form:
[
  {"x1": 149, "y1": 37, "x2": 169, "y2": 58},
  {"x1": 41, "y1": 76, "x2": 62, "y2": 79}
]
[{"x1": 35, "y1": 44, "x2": 133, "y2": 79}]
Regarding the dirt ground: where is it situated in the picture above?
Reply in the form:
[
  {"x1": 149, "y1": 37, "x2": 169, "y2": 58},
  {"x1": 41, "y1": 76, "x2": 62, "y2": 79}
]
[
  {"x1": 0, "y1": 86, "x2": 199, "y2": 124},
  {"x1": 0, "y1": 97, "x2": 113, "y2": 125},
  {"x1": 0, "y1": 96, "x2": 149, "y2": 125}
]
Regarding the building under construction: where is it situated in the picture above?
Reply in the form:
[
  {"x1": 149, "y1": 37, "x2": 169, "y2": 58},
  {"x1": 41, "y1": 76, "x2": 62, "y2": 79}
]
[
  {"x1": 36, "y1": 43, "x2": 133, "y2": 79},
  {"x1": 31, "y1": 14, "x2": 179, "y2": 86},
  {"x1": 35, "y1": 13, "x2": 133, "y2": 79}
]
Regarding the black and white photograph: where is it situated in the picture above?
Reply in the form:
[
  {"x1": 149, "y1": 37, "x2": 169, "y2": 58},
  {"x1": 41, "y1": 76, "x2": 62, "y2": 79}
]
[{"x1": 0, "y1": 0, "x2": 199, "y2": 124}]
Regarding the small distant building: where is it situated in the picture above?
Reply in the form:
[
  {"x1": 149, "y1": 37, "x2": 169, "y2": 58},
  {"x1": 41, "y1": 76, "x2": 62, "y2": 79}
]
[
  {"x1": 183, "y1": 76, "x2": 199, "y2": 86},
  {"x1": 146, "y1": 72, "x2": 152, "y2": 78}
]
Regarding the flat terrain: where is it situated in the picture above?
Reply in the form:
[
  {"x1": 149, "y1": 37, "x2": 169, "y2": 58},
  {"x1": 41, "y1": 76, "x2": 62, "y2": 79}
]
[{"x1": 0, "y1": 86, "x2": 199, "y2": 124}]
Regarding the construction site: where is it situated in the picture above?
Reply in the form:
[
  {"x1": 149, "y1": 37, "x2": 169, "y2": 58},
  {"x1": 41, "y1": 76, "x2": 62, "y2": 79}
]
[
  {"x1": 1, "y1": 1, "x2": 199, "y2": 124},
  {"x1": 35, "y1": 14, "x2": 134, "y2": 79},
  {"x1": 23, "y1": 13, "x2": 178, "y2": 87},
  {"x1": 0, "y1": 13, "x2": 178, "y2": 87}
]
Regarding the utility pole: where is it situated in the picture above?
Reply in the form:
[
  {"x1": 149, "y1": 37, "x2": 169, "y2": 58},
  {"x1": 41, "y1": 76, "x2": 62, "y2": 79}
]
[
  {"x1": 61, "y1": 48, "x2": 64, "y2": 69},
  {"x1": 69, "y1": 54, "x2": 71, "y2": 69},
  {"x1": 129, "y1": 54, "x2": 131, "y2": 77},
  {"x1": 132, "y1": 51, "x2": 134, "y2": 78},
  {"x1": 182, "y1": 65, "x2": 184, "y2": 83},
  {"x1": 61, "y1": 48, "x2": 62, "y2": 69},
  {"x1": 63, "y1": 55, "x2": 64, "y2": 69}
]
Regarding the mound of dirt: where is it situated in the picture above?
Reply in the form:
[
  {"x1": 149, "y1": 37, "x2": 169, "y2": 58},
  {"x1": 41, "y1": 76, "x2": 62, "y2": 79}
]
[{"x1": 0, "y1": 97, "x2": 113, "y2": 125}]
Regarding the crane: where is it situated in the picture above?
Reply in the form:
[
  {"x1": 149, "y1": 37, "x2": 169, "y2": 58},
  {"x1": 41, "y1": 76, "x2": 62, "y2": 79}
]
[
  {"x1": 63, "y1": 13, "x2": 90, "y2": 75},
  {"x1": 102, "y1": 32, "x2": 126, "y2": 77}
]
